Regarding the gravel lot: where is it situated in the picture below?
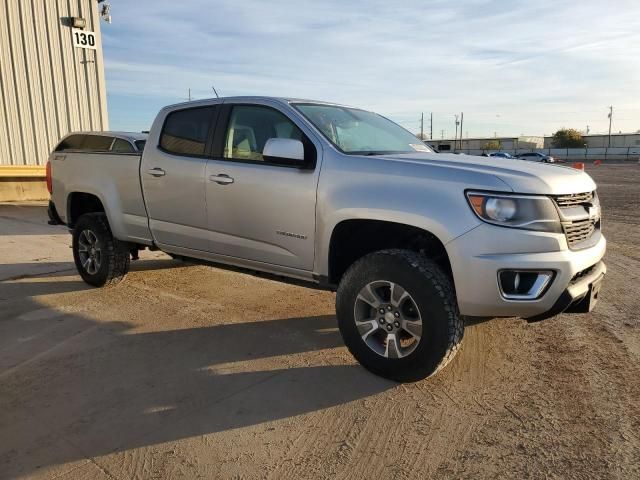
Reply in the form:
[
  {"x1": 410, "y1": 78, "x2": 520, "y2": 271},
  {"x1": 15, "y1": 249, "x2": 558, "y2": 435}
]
[{"x1": 1, "y1": 164, "x2": 639, "y2": 479}]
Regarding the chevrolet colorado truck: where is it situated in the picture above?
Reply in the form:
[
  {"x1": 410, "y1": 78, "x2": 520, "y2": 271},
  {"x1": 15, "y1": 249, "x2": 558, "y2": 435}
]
[{"x1": 47, "y1": 97, "x2": 606, "y2": 381}]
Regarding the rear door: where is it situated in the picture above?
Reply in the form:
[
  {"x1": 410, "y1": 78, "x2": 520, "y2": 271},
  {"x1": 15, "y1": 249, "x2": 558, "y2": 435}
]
[
  {"x1": 204, "y1": 101, "x2": 321, "y2": 271},
  {"x1": 141, "y1": 104, "x2": 219, "y2": 251}
]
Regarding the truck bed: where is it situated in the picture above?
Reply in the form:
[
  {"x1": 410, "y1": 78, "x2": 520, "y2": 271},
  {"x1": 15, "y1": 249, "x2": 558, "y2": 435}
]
[{"x1": 50, "y1": 151, "x2": 153, "y2": 244}]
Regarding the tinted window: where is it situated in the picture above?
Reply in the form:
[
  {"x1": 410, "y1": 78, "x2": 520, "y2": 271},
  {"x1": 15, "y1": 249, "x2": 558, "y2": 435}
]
[
  {"x1": 83, "y1": 135, "x2": 114, "y2": 151},
  {"x1": 160, "y1": 107, "x2": 215, "y2": 156},
  {"x1": 111, "y1": 138, "x2": 135, "y2": 153},
  {"x1": 134, "y1": 140, "x2": 146, "y2": 151},
  {"x1": 55, "y1": 134, "x2": 85, "y2": 151},
  {"x1": 224, "y1": 106, "x2": 303, "y2": 162}
]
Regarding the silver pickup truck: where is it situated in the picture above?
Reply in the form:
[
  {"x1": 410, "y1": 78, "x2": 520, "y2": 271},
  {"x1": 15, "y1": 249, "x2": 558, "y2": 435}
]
[{"x1": 48, "y1": 97, "x2": 606, "y2": 381}]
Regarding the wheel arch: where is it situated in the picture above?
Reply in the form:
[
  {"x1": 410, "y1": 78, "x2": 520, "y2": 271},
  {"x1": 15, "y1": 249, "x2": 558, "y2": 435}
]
[
  {"x1": 325, "y1": 218, "x2": 453, "y2": 287},
  {"x1": 67, "y1": 191, "x2": 106, "y2": 227},
  {"x1": 65, "y1": 190, "x2": 126, "y2": 241}
]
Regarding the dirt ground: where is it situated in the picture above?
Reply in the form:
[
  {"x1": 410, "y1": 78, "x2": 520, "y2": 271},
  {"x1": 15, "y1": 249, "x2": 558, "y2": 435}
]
[{"x1": 1, "y1": 164, "x2": 639, "y2": 480}]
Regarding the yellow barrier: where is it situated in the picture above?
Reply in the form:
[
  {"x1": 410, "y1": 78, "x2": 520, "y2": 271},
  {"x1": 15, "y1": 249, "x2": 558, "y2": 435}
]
[{"x1": 0, "y1": 165, "x2": 46, "y2": 178}]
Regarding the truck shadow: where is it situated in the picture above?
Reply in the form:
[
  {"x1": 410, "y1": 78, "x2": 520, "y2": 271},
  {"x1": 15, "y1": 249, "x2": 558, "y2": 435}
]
[
  {"x1": 0, "y1": 258, "x2": 193, "y2": 283},
  {"x1": 0, "y1": 274, "x2": 393, "y2": 478}
]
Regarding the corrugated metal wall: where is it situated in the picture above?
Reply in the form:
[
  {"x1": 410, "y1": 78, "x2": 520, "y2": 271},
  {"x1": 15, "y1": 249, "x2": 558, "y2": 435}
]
[{"x1": 0, "y1": 0, "x2": 108, "y2": 166}]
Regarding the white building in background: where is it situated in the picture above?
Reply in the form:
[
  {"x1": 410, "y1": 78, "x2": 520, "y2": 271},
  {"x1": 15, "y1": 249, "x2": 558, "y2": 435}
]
[
  {"x1": 543, "y1": 133, "x2": 640, "y2": 148},
  {"x1": 0, "y1": 0, "x2": 108, "y2": 173},
  {"x1": 429, "y1": 136, "x2": 544, "y2": 152}
]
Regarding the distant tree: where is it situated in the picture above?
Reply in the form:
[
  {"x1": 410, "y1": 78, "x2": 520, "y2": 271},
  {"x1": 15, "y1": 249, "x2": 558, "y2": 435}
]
[
  {"x1": 551, "y1": 128, "x2": 585, "y2": 148},
  {"x1": 483, "y1": 140, "x2": 501, "y2": 150}
]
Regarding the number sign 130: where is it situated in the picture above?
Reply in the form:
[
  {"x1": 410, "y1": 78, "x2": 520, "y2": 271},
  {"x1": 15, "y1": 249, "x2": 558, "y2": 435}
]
[{"x1": 72, "y1": 28, "x2": 97, "y2": 50}]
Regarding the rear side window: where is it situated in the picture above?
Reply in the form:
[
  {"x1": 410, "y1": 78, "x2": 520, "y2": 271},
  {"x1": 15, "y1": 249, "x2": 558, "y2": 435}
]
[
  {"x1": 83, "y1": 135, "x2": 114, "y2": 152},
  {"x1": 55, "y1": 134, "x2": 85, "y2": 151},
  {"x1": 111, "y1": 138, "x2": 135, "y2": 153},
  {"x1": 160, "y1": 107, "x2": 216, "y2": 156},
  {"x1": 134, "y1": 140, "x2": 146, "y2": 151}
]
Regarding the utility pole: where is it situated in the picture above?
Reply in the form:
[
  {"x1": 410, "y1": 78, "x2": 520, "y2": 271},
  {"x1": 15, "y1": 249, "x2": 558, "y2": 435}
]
[
  {"x1": 607, "y1": 106, "x2": 613, "y2": 147},
  {"x1": 441, "y1": 129, "x2": 444, "y2": 139},
  {"x1": 586, "y1": 125, "x2": 590, "y2": 135},
  {"x1": 430, "y1": 112, "x2": 433, "y2": 140},
  {"x1": 420, "y1": 112, "x2": 424, "y2": 140},
  {"x1": 188, "y1": 88, "x2": 191, "y2": 101},
  {"x1": 454, "y1": 115, "x2": 459, "y2": 151},
  {"x1": 459, "y1": 112, "x2": 464, "y2": 150}
]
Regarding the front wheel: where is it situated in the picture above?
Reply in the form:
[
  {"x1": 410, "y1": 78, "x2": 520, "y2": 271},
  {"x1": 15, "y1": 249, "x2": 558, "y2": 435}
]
[
  {"x1": 72, "y1": 213, "x2": 130, "y2": 287},
  {"x1": 336, "y1": 249, "x2": 463, "y2": 382}
]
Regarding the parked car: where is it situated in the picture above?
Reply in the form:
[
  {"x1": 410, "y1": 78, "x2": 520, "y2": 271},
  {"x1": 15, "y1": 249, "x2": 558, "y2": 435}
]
[
  {"x1": 488, "y1": 152, "x2": 516, "y2": 159},
  {"x1": 47, "y1": 97, "x2": 606, "y2": 382},
  {"x1": 517, "y1": 152, "x2": 555, "y2": 163}
]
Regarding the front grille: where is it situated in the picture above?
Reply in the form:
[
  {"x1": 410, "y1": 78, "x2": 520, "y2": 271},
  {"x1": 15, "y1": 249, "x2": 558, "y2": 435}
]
[
  {"x1": 552, "y1": 191, "x2": 600, "y2": 248},
  {"x1": 562, "y1": 218, "x2": 597, "y2": 247},
  {"x1": 554, "y1": 191, "x2": 594, "y2": 208}
]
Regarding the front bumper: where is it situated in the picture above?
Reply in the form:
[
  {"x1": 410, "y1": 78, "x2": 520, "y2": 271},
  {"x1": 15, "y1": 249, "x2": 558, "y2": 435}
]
[
  {"x1": 446, "y1": 223, "x2": 606, "y2": 318},
  {"x1": 525, "y1": 260, "x2": 605, "y2": 322}
]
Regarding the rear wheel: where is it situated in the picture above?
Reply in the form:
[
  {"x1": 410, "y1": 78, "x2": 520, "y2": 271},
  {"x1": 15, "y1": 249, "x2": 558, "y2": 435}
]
[
  {"x1": 72, "y1": 213, "x2": 130, "y2": 287},
  {"x1": 336, "y1": 249, "x2": 463, "y2": 382}
]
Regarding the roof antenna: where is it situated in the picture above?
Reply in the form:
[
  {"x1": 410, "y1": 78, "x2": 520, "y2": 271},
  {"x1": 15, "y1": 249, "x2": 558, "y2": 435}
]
[{"x1": 211, "y1": 86, "x2": 220, "y2": 98}]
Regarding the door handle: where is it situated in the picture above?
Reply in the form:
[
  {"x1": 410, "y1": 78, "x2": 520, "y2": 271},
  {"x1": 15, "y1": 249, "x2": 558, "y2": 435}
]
[
  {"x1": 147, "y1": 167, "x2": 166, "y2": 177},
  {"x1": 209, "y1": 174, "x2": 234, "y2": 185}
]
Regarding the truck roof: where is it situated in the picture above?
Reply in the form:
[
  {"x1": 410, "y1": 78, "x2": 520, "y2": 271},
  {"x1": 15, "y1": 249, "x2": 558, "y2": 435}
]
[{"x1": 163, "y1": 96, "x2": 356, "y2": 110}]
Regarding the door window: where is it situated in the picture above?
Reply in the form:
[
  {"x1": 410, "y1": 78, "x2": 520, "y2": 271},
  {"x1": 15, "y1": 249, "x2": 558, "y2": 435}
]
[
  {"x1": 160, "y1": 106, "x2": 216, "y2": 156},
  {"x1": 223, "y1": 106, "x2": 303, "y2": 162}
]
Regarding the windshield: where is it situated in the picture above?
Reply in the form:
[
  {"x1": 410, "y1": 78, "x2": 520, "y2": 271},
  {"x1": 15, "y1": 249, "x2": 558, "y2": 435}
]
[{"x1": 293, "y1": 103, "x2": 432, "y2": 155}]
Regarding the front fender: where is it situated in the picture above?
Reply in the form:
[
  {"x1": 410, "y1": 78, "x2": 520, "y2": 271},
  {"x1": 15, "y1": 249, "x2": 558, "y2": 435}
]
[{"x1": 313, "y1": 152, "x2": 515, "y2": 277}]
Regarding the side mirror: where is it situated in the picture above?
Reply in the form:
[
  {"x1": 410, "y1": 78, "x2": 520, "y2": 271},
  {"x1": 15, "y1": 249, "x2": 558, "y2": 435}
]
[{"x1": 263, "y1": 138, "x2": 305, "y2": 167}]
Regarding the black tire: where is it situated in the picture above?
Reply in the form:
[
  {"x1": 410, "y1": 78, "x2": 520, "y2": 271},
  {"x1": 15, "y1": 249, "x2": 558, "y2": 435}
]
[
  {"x1": 336, "y1": 249, "x2": 463, "y2": 382},
  {"x1": 72, "y1": 213, "x2": 130, "y2": 287}
]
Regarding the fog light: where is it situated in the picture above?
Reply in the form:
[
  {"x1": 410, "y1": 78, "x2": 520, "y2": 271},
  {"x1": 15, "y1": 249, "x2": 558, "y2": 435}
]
[{"x1": 498, "y1": 270, "x2": 553, "y2": 300}]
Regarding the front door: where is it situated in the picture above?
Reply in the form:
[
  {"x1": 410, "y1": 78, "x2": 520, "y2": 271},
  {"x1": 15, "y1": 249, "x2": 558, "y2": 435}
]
[{"x1": 205, "y1": 103, "x2": 321, "y2": 271}]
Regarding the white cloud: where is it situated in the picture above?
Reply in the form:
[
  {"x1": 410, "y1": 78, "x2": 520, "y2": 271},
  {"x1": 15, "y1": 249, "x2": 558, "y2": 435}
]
[{"x1": 103, "y1": 0, "x2": 640, "y2": 136}]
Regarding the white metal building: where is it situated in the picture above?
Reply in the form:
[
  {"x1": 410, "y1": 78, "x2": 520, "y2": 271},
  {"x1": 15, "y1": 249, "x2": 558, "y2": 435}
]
[
  {"x1": 0, "y1": 0, "x2": 108, "y2": 178},
  {"x1": 429, "y1": 136, "x2": 543, "y2": 152},
  {"x1": 543, "y1": 133, "x2": 640, "y2": 148}
]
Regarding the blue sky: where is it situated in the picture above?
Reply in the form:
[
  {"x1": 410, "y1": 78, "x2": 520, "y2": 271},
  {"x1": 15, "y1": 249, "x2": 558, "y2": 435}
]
[{"x1": 102, "y1": 0, "x2": 640, "y2": 138}]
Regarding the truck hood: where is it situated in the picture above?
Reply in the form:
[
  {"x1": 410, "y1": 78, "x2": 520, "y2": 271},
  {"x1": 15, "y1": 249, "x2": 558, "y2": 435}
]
[{"x1": 377, "y1": 152, "x2": 596, "y2": 195}]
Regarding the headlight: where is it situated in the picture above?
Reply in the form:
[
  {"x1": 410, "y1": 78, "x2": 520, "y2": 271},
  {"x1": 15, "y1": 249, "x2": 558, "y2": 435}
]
[{"x1": 466, "y1": 192, "x2": 561, "y2": 233}]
